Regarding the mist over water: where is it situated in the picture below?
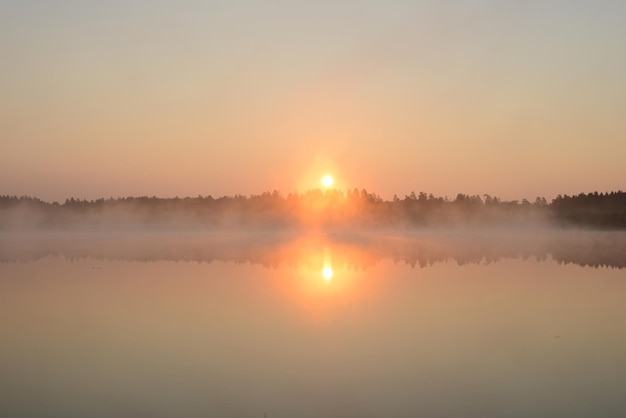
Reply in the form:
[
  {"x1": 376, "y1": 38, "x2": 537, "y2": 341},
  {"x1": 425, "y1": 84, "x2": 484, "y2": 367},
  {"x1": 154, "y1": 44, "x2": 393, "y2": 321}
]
[
  {"x1": 1, "y1": 229, "x2": 626, "y2": 269},
  {"x1": 3, "y1": 0, "x2": 626, "y2": 415},
  {"x1": 1, "y1": 192, "x2": 625, "y2": 417},
  {"x1": 1, "y1": 227, "x2": 626, "y2": 417}
]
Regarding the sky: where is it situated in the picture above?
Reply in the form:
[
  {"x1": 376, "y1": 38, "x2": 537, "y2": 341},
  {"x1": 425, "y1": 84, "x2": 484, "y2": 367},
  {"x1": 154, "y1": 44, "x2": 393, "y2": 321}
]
[{"x1": 1, "y1": 0, "x2": 625, "y2": 202}]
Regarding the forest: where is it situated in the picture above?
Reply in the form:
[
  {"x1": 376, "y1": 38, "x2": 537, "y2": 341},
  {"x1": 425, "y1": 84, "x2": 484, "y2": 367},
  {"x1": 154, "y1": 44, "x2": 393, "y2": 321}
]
[{"x1": 1, "y1": 190, "x2": 625, "y2": 230}]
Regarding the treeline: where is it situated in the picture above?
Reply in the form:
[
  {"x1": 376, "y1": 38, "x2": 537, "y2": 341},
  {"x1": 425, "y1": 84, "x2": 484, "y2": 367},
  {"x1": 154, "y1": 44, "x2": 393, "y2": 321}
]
[{"x1": 0, "y1": 190, "x2": 625, "y2": 229}]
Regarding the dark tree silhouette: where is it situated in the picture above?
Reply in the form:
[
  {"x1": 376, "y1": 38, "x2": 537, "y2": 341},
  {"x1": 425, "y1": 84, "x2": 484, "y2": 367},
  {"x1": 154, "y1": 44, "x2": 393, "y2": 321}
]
[{"x1": 1, "y1": 190, "x2": 625, "y2": 230}]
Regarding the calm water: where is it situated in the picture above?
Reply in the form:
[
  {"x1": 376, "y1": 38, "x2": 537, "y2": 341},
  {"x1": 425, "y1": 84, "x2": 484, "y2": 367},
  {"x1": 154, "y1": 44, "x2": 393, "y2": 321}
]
[{"x1": 1, "y1": 231, "x2": 625, "y2": 418}]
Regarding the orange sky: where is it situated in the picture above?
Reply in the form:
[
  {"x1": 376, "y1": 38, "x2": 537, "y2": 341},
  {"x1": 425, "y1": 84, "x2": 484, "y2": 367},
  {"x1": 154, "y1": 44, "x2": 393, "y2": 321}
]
[{"x1": 1, "y1": 1, "x2": 625, "y2": 202}]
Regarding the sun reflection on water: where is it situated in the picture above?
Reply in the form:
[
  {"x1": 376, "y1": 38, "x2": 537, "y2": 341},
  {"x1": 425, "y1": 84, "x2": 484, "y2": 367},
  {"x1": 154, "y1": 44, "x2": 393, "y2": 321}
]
[
  {"x1": 264, "y1": 234, "x2": 386, "y2": 322},
  {"x1": 322, "y1": 265, "x2": 333, "y2": 280}
]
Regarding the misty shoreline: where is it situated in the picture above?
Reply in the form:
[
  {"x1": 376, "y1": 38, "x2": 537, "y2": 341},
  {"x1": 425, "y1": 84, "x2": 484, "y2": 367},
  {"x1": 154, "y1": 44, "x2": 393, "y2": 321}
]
[{"x1": 1, "y1": 190, "x2": 625, "y2": 230}]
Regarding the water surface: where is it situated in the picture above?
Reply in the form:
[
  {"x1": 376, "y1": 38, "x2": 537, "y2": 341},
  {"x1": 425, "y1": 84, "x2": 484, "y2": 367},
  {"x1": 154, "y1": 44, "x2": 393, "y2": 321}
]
[{"x1": 1, "y1": 231, "x2": 625, "y2": 417}]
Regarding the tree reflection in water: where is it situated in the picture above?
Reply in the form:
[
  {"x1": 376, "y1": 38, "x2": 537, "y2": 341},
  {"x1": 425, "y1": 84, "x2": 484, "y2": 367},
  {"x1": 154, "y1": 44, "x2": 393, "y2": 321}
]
[{"x1": 1, "y1": 230, "x2": 625, "y2": 270}]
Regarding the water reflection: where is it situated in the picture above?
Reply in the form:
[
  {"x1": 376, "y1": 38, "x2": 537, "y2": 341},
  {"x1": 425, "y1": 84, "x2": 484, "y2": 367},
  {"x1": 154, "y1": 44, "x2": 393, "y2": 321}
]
[
  {"x1": 322, "y1": 265, "x2": 333, "y2": 280},
  {"x1": 1, "y1": 232, "x2": 626, "y2": 418},
  {"x1": 1, "y1": 230, "x2": 625, "y2": 269},
  {"x1": 322, "y1": 246, "x2": 333, "y2": 280}
]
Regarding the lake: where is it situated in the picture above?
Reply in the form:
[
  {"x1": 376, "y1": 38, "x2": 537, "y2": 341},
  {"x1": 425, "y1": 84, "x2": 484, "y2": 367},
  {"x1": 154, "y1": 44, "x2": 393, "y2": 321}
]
[{"x1": 1, "y1": 231, "x2": 625, "y2": 417}]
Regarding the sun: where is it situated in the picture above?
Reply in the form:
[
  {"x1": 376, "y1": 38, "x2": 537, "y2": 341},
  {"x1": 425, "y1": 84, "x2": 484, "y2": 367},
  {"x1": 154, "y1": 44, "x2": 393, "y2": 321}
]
[{"x1": 321, "y1": 175, "x2": 334, "y2": 188}]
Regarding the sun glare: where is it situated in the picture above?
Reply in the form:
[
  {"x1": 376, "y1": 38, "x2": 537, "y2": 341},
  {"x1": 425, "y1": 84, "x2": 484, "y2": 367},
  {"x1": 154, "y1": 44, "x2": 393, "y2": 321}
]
[
  {"x1": 322, "y1": 266, "x2": 333, "y2": 280},
  {"x1": 322, "y1": 175, "x2": 334, "y2": 188}
]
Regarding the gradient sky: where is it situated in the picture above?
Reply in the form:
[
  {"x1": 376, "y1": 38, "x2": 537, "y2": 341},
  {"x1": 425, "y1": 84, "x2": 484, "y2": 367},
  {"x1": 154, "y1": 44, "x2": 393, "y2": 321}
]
[{"x1": 2, "y1": 0, "x2": 625, "y2": 202}]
